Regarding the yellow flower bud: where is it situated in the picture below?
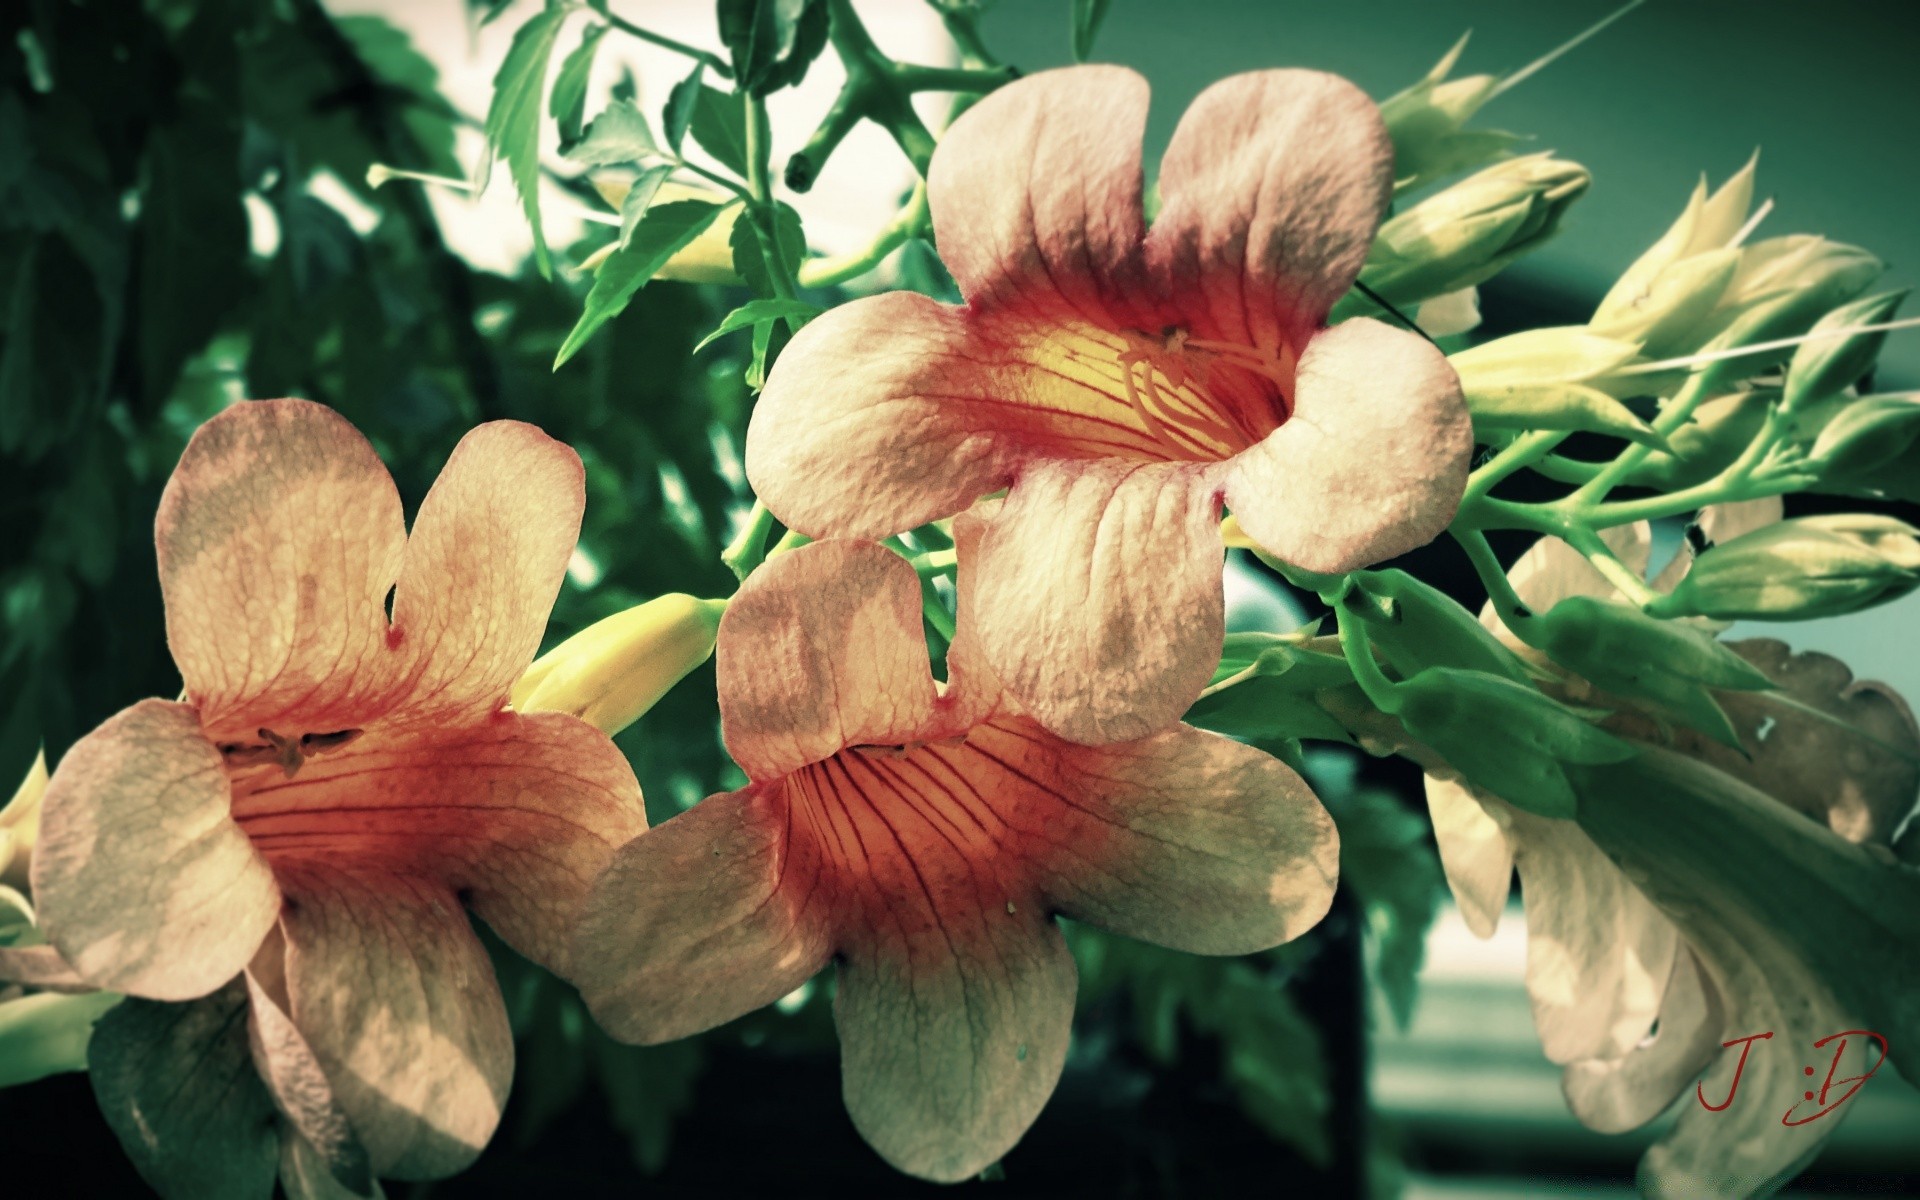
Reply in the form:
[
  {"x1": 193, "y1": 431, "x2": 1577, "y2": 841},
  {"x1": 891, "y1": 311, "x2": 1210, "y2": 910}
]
[
  {"x1": 512, "y1": 595, "x2": 726, "y2": 737},
  {"x1": 1593, "y1": 157, "x2": 1759, "y2": 347},
  {"x1": 0, "y1": 750, "x2": 47, "y2": 891},
  {"x1": 1450, "y1": 326, "x2": 1660, "y2": 444},
  {"x1": 1653, "y1": 515, "x2": 1920, "y2": 622},
  {"x1": 1378, "y1": 35, "x2": 1516, "y2": 195}
]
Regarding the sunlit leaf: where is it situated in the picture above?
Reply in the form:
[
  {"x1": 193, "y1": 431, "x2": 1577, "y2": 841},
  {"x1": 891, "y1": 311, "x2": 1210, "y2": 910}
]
[
  {"x1": 663, "y1": 63, "x2": 705, "y2": 153},
  {"x1": 717, "y1": 0, "x2": 829, "y2": 95},
  {"x1": 693, "y1": 298, "x2": 820, "y2": 354},
  {"x1": 565, "y1": 99, "x2": 664, "y2": 167},
  {"x1": 556, "y1": 200, "x2": 730, "y2": 368},
  {"x1": 550, "y1": 21, "x2": 608, "y2": 150},
  {"x1": 686, "y1": 85, "x2": 749, "y2": 178},
  {"x1": 479, "y1": 7, "x2": 571, "y2": 277}
]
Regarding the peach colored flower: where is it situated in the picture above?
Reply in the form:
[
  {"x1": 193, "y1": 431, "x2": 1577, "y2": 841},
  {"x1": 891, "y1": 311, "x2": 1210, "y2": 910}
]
[
  {"x1": 26, "y1": 400, "x2": 646, "y2": 1179},
  {"x1": 749, "y1": 65, "x2": 1471, "y2": 743},
  {"x1": 573, "y1": 526, "x2": 1338, "y2": 1182}
]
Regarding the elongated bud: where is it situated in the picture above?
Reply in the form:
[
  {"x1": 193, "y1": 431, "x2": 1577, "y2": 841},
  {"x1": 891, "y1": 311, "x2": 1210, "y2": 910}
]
[
  {"x1": 1592, "y1": 158, "x2": 1758, "y2": 349},
  {"x1": 1450, "y1": 326, "x2": 1662, "y2": 445},
  {"x1": 0, "y1": 750, "x2": 47, "y2": 891},
  {"x1": 1653, "y1": 515, "x2": 1920, "y2": 622},
  {"x1": 513, "y1": 595, "x2": 726, "y2": 736},
  {"x1": 1626, "y1": 389, "x2": 1773, "y2": 491},
  {"x1": 1681, "y1": 236, "x2": 1882, "y2": 393},
  {"x1": 1782, "y1": 289, "x2": 1909, "y2": 412},
  {"x1": 1810, "y1": 393, "x2": 1920, "y2": 478},
  {"x1": 1353, "y1": 154, "x2": 1590, "y2": 309},
  {"x1": 581, "y1": 177, "x2": 742, "y2": 283},
  {"x1": 1395, "y1": 666, "x2": 1636, "y2": 818},
  {"x1": 1530, "y1": 596, "x2": 1771, "y2": 747},
  {"x1": 1354, "y1": 569, "x2": 1531, "y2": 682},
  {"x1": 1378, "y1": 34, "x2": 1517, "y2": 195}
]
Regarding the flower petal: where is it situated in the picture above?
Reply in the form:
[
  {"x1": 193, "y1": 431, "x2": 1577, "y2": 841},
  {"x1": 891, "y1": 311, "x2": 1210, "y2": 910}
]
[
  {"x1": 277, "y1": 864, "x2": 512, "y2": 1181},
  {"x1": 927, "y1": 65, "x2": 1150, "y2": 325},
  {"x1": 32, "y1": 699, "x2": 280, "y2": 1000},
  {"x1": 246, "y1": 937, "x2": 373, "y2": 1197},
  {"x1": 970, "y1": 458, "x2": 1226, "y2": 743},
  {"x1": 1148, "y1": 70, "x2": 1392, "y2": 350},
  {"x1": 717, "y1": 539, "x2": 941, "y2": 780},
  {"x1": 1423, "y1": 774, "x2": 1514, "y2": 939},
  {"x1": 978, "y1": 718, "x2": 1336, "y2": 952},
  {"x1": 1224, "y1": 318, "x2": 1469, "y2": 574},
  {"x1": 1561, "y1": 948, "x2": 1724, "y2": 1135},
  {"x1": 156, "y1": 399, "x2": 407, "y2": 739},
  {"x1": 937, "y1": 503, "x2": 1007, "y2": 728},
  {"x1": 391, "y1": 422, "x2": 585, "y2": 720},
  {"x1": 1508, "y1": 809, "x2": 1679, "y2": 1064},
  {"x1": 835, "y1": 900, "x2": 1076, "y2": 1183},
  {"x1": 572, "y1": 783, "x2": 834, "y2": 1045},
  {"x1": 228, "y1": 712, "x2": 645, "y2": 977}
]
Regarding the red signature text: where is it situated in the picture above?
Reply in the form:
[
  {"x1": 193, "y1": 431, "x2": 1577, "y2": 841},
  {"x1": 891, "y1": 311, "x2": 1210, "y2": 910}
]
[{"x1": 1696, "y1": 1030, "x2": 1889, "y2": 1125}]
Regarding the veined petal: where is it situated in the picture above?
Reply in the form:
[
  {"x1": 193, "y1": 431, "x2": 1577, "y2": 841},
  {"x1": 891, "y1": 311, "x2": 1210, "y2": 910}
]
[
  {"x1": 1423, "y1": 774, "x2": 1514, "y2": 939},
  {"x1": 1224, "y1": 318, "x2": 1469, "y2": 574},
  {"x1": 227, "y1": 712, "x2": 644, "y2": 977},
  {"x1": 1149, "y1": 70, "x2": 1393, "y2": 350},
  {"x1": 278, "y1": 864, "x2": 512, "y2": 1181},
  {"x1": 971, "y1": 718, "x2": 1337, "y2": 953},
  {"x1": 928, "y1": 65, "x2": 1150, "y2": 326},
  {"x1": 391, "y1": 422, "x2": 585, "y2": 720},
  {"x1": 937, "y1": 503, "x2": 1007, "y2": 729},
  {"x1": 1562, "y1": 948, "x2": 1724, "y2": 1135},
  {"x1": 717, "y1": 540, "x2": 942, "y2": 780},
  {"x1": 156, "y1": 400, "x2": 407, "y2": 739},
  {"x1": 1508, "y1": 808, "x2": 1679, "y2": 1064},
  {"x1": 573, "y1": 782, "x2": 835, "y2": 1045},
  {"x1": 970, "y1": 458, "x2": 1227, "y2": 744},
  {"x1": 33, "y1": 700, "x2": 280, "y2": 1000},
  {"x1": 246, "y1": 936, "x2": 372, "y2": 1198}
]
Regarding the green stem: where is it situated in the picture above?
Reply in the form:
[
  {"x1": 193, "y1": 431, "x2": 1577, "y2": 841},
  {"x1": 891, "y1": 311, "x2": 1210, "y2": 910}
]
[
  {"x1": 911, "y1": 548, "x2": 957, "y2": 578},
  {"x1": 721, "y1": 500, "x2": 777, "y2": 582},
  {"x1": 602, "y1": 10, "x2": 733, "y2": 78},
  {"x1": 894, "y1": 64, "x2": 1017, "y2": 93},
  {"x1": 1333, "y1": 597, "x2": 1404, "y2": 714},
  {"x1": 1461, "y1": 430, "x2": 1570, "y2": 507},
  {"x1": 1454, "y1": 529, "x2": 1536, "y2": 629},
  {"x1": 929, "y1": 0, "x2": 998, "y2": 66},
  {"x1": 795, "y1": 184, "x2": 929, "y2": 288},
  {"x1": 1562, "y1": 524, "x2": 1660, "y2": 607},
  {"x1": 676, "y1": 161, "x2": 755, "y2": 203},
  {"x1": 1565, "y1": 373, "x2": 1715, "y2": 507},
  {"x1": 920, "y1": 576, "x2": 957, "y2": 642}
]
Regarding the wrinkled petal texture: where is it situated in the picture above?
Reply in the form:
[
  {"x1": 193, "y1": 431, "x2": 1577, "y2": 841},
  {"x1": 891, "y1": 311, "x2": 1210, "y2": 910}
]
[
  {"x1": 1224, "y1": 318, "x2": 1470, "y2": 574},
  {"x1": 158, "y1": 400, "x2": 408, "y2": 738},
  {"x1": 228, "y1": 712, "x2": 645, "y2": 976},
  {"x1": 969, "y1": 459, "x2": 1227, "y2": 744},
  {"x1": 278, "y1": 863, "x2": 513, "y2": 1181},
  {"x1": 32, "y1": 699, "x2": 280, "y2": 1000},
  {"x1": 1562, "y1": 947, "x2": 1724, "y2": 1135},
  {"x1": 1422, "y1": 774, "x2": 1513, "y2": 939}
]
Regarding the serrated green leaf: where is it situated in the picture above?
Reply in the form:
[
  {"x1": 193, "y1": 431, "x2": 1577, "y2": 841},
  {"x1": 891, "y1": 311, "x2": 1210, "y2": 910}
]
[
  {"x1": 565, "y1": 99, "x2": 663, "y2": 167},
  {"x1": 728, "y1": 201, "x2": 805, "y2": 296},
  {"x1": 686, "y1": 84, "x2": 749, "y2": 178},
  {"x1": 556, "y1": 199, "x2": 730, "y2": 368},
  {"x1": 479, "y1": 7, "x2": 571, "y2": 277},
  {"x1": 550, "y1": 21, "x2": 608, "y2": 150},
  {"x1": 1071, "y1": 0, "x2": 1114, "y2": 61},
  {"x1": 663, "y1": 63, "x2": 704, "y2": 153},
  {"x1": 90, "y1": 982, "x2": 280, "y2": 1200},
  {"x1": 719, "y1": 0, "x2": 829, "y2": 94},
  {"x1": 693, "y1": 298, "x2": 820, "y2": 354},
  {"x1": 618, "y1": 162, "x2": 675, "y2": 249}
]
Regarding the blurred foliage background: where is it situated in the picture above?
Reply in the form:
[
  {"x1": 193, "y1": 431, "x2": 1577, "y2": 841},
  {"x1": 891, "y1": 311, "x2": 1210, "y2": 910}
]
[{"x1": 2, "y1": 1, "x2": 1918, "y2": 1196}]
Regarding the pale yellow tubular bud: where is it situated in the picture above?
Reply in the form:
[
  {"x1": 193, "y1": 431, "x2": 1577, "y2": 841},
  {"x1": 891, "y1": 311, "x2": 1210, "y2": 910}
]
[
  {"x1": 1593, "y1": 161, "x2": 1762, "y2": 345},
  {"x1": 513, "y1": 595, "x2": 726, "y2": 737},
  {"x1": 1693, "y1": 152, "x2": 1760, "y2": 250},
  {"x1": 579, "y1": 177, "x2": 744, "y2": 284},
  {"x1": 0, "y1": 750, "x2": 48, "y2": 891},
  {"x1": 1450, "y1": 326, "x2": 1643, "y2": 386},
  {"x1": 1593, "y1": 177, "x2": 1711, "y2": 328}
]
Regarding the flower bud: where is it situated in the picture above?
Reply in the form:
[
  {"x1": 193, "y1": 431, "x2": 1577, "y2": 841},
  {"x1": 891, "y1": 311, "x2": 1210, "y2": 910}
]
[
  {"x1": 0, "y1": 751, "x2": 46, "y2": 892},
  {"x1": 1354, "y1": 154, "x2": 1590, "y2": 309},
  {"x1": 1809, "y1": 393, "x2": 1920, "y2": 484},
  {"x1": 1449, "y1": 326, "x2": 1662, "y2": 444},
  {"x1": 1627, "y1": 389, "x2": 1773, "y2": 491},
  {"x1": 1681, "y1": 237, "x2": 1882, "y2": 393},
  {"x1": 1592, "y1": 159, "x2": 1757, "y2": 350},
  {"x1": 1378, "y1": 35, "x2": 1517, "y2": 195},
  {"x1": 581, "y1": 177, "x2": 742, "y2": 283},
  {"x1": 1395, "y1": 666, "x2": 1636, "y2": 818},
  {"x1": 1782, "y1": 288, "x2": 1909, "y2": 412},
  {"x1": 1653, "y1": 515, "x2": 1920, "y2": 622},
  {"x1": 512, "y1": 594, "x2": 726, "y2": 737},
  {"x1": 1530, "y1": 595, "x2": 1772, "y2": 747}
]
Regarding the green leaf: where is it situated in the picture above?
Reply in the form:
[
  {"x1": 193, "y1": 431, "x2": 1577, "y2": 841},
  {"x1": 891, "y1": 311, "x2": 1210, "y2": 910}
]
[
  {"x1": 618, "y1": 162, "x2": 675, "y2": 249},
  {"x1": 728, "y1": 201, "x2": 805, "y2": 296},
  {"x1": 90, "y1": 981, "x2": 281, "y2": 1200},
  {"x1": 1071, "y1": 0, "x2": 1114, "y2": 62},
  {"x1": 0, "y1": 989, "x2": 121, "y2": 1089},
  {"x1": 693, "y1": 298, "x2": 820, "y2": 354},
  {"x1": 663, "y1": 63, "x2": 705, "y2": 153},
  {"x1": 550, "y1": 21, "x2": 608, "y2": 150},
  {"x1": 686, "y1": 85, "x2": 750, "y2": 178},
  {"x1": 479, "y1": 7, "x2": 571, "y2": 277},
  {"x1": 556, "y1": 200, "x2": 730, "y2": 368},
  {"x1": 564, "y1": 99, "x2": 663, "y2": 167},
  {"x1": 718, "y1": 0, "x2": 830, "y2": 95}
]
